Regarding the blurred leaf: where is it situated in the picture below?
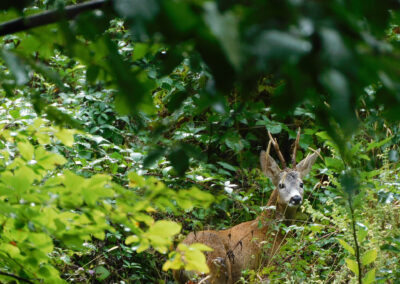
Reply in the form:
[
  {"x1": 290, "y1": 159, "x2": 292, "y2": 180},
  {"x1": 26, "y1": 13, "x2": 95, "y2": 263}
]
[
  {"x1": 340, "y1": 172, "x2": 359, "y2": 196},
  {"x1": 143, "y1": 148, "x2": 165, "y2": 168},
  {"x1": 217, "y1": 161, "x2": 237, "y2": 172},
  {"x1": 362, "y1": 268, "x2": 376, "y2": 284},
  {"x1": 113, "y1": 0, "x2": 159, "y2": 20},
  {"x1": 256, "y1": 117, "x2": 282, "y2": 134},
  {"x1": 388, "y1": 149, "x2": 399, "y2": 162},
  {"x1": 337, "y1": 238, "x2": 355, "y2": 255},
  {"x1": 204, "y1": 2, "x2": 241, "y2": 70},
  {"x1": 18, "y1": 141, "x2": 34, "y2": 161},
  {"x1": 145, "y1": 220, "x2": 181, "y2": 253},
  {"x1": 325, "y1": 157, "x2": 345, "y2": 171},
  {"x1": 0, "y1": 50, "x2": 29, "y2": 85},
  {"x1": 126, "y1": 235, "x2": 139, "y2": 245},
  {"x1": 361, "y1": 248, "x2": 377, "y2": 266},
  {"x1": 345, "y1": 258, "x2": 359, "y2": 276},
  {"x1": 366, "y1": 136, "x2": 393, "y2": 151},
  {"x1": 253, "y1": 30, "x2": 311, "y2": 63},
  {"x1": 225, "y1": 134, "x2": 244, "y2": 153},
  {"x1": 168, "y1": 148, "x2": 189, "y2": 176},
  {"x1": 94, "y1": 266, "x2": 110, "y2": 281}
]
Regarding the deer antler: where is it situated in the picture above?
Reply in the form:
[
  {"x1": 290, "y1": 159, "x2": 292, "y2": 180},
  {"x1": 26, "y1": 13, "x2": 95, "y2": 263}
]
[
  {"x1": 264, "y1": 140, "x2": 272, "y2": 168},
  {"x1": 292, "y1": 128, "x2": 301, "y2": 168},
  {"x1": 267, "y1": 131, "x2": 287, "y2": 168}
]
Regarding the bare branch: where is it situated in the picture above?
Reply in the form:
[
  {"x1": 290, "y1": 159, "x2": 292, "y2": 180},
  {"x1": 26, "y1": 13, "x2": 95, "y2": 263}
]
[
  {"x1": 0, "y1": 0, "x2": 110, "y2": 37},
  {"x1": 292, "y1": 127, "x2": 301, "y2": 168},
  {"x1": 267, "y1": 131, "x2": 286, "y2": 168}
]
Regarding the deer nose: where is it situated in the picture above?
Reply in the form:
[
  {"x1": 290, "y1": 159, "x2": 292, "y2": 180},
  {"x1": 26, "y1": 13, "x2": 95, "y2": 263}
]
[{"x1": 290, "y1": 195, "x2": 302, "y2": 205}]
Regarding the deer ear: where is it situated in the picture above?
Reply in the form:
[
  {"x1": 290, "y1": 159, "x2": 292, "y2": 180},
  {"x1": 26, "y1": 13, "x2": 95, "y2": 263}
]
[
  {"x1": 260, "y1": 150, "x2": 281, "y2": 185},
  {"x1": 296, "y1": 149, "x2": 321, "y2": 178}
]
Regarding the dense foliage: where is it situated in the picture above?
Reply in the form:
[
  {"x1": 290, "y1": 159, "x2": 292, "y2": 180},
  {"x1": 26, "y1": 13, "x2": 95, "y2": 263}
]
[{"x1": 0, "y1": 0, "x2": 399, "y2": 283}]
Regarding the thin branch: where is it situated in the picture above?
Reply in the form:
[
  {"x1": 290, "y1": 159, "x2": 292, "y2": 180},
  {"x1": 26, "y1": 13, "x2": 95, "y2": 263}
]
[
  {"x1": 348, "y1": 196, "x2": 362, "y2": 284},
  {"x1": 0, "y1": 271, "x2": 34, "y2": 284},
  {"x1": 0, "y1": 0, "x2": 110, "y2": 37}
]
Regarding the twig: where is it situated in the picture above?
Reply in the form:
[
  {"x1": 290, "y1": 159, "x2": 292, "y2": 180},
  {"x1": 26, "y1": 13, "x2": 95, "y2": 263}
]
[
  {"x1": 0, "y1": 0, "x2": 110, "y2": 37},
  {"x1": 0, "y1": 271, "x2": 34, "y2": 284}
]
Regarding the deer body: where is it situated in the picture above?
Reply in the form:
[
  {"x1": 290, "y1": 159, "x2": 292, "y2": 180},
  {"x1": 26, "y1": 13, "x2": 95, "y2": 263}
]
[{"x1": 174, "y1": 131, "x2": 320, "y2": 284}]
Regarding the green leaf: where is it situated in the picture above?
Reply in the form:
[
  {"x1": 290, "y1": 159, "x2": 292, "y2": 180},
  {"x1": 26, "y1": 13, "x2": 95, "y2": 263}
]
[
  {"x1": 163, "y1": 243, "x2": 212, "y2": 273},
  {"x1": 366, "y1": 136, "x2": 393, "y2": 151},
  {"x1": 144, "y1": 148, "x2": 165, "y2": 168},
  {"x1": 162, "y1": 0, "x2": 199, "y2": 34},
  {"x1": 361, "y1": 248, "x2": 377, "y2": 266},
  {"x1": 125, "y1": 235, "x2": 139, "y2": 245},
  {"x1": 133, "y1": 43, "x2": 149, "y2": 61},
  {"x1": 0, "y1": 50, "x2": 29, "y2": 85},
  {"x1": 256, "y1": 117, "x2": 282, "y2": 134},
  {"x1": 254, "y1": 30, "x2": 311, "y2": 60},
  {"x1": 325, "y1": 157, "x2": 345, "y2": 171},
  {"x1": 357, "y1": 223, "x2": 368, "y2": 243},
  {"x1": 25, "y1": 58, "x2": 65, "y2": 90},
  {"x1": 204, "y1": 2, "x2": 242, "y2": 70},
  {"x1": 166, "y1": 90, "x2": 189, "y2": 112},
  {"x1": 146, "y1": 220, "x2": 181, "y2": 253},
  {"x1": 225, "y1": 135, "x2": 244, "y2": 153},
  {"x1": 147, "y1": 221, "x2": 181, "y2": 238},
  {"x1": 30, "y1": 233, "x2": 54, "y2": 254},
  {"x1": 113, "y1": 0, "x2": 159, "y2": 20},
  {"x1": 381, "y1": 243, "x2": 400, "y2": 252},
  {"x1": 362, "y1": 268, "x2": 376, "y2": 284},
  {"x1": 345, "y1": 258, "x2": 359, "y2": 276},
  {"x1": 18, "y1": 141, "x2": 34, "y2": 161},
  {"x1": 168, "y1": 148, "x2": 189, "y2": 176},
  {"x1": 388, "y1": 149, "x2": 399, "y2": 162},
  {"x1": 176, "y1": 187, "x2": 214, "y2": 210},
  {"x1": 54, "y1": 128, "x2": 75, "y2": 147},
  {"x1": 337, "y1": 238, "x2": 355, "y2": 255},
  {"x1": 217, "y1": 161, "x2": 237, "y2": 172},
  {"x1": 94, "y1": 266, "x2": 110, "y2": 281}
]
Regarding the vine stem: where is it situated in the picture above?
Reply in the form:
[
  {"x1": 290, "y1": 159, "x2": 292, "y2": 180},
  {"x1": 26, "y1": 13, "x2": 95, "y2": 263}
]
[{"x1": 348, "y1": 195, "x2": 362, "y2": 284}]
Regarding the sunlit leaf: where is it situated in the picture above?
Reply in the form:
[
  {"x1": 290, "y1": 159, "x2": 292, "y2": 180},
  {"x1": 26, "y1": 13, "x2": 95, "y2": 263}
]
[
  {"x1": 337, "y1": 239, "x2": 355, "y2": 255},
  {"x1": 345, "y1": 258, "x2": 359, "y2": 276},
  {"x1": 361, "y1": 248, "x2": 377, "y2": 266},
  {"x1": 362, "y1": 268, "x2": 376, "y2": 284}
]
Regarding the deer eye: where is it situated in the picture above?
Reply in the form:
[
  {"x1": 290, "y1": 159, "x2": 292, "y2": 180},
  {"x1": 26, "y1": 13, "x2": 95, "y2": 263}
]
[
  {"x1": 300, "y1": 182, "x2": 304, "y2": 188},
  {"x1": 279, "y1": 184, "x2": 285, "y2": 189}
]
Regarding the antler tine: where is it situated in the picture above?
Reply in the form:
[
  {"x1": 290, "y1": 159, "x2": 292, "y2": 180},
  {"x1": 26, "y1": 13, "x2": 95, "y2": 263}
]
[
  {"x1": 267, "y1": 131, "x2": 287, "y2": 168},
  {"x1": 292, "y1": 127, "x2": 301, "y2": 168},
  {"x1": 265, "y1": 140, "x2": 272, "y2": 168}
]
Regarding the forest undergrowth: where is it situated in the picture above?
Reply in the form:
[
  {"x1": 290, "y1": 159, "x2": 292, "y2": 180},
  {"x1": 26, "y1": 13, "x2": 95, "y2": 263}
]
[{"x1": 0, "y1": 0, "x2": 399, "y2": 283}]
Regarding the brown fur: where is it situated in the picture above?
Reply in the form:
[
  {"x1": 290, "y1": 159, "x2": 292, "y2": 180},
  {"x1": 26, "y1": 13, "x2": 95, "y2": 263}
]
[{"x1": 173, "y1": 148, "x2": 320, "y2": 284}]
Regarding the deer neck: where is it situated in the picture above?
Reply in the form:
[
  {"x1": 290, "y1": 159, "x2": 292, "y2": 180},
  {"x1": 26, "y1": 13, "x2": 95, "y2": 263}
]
[{"x1": 259, "y1": 188, "x2": 298, "y2": 225}]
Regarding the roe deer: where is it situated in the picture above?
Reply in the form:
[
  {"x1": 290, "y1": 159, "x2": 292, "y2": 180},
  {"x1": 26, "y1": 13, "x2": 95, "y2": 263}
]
[{"x1": 173, "y1": 130, "x2": 321, "y2": 284}]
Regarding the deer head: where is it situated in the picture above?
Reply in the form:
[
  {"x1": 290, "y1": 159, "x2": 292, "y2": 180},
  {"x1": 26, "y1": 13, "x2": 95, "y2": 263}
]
[{"x1": 260, "y1": 129, "x2": 320, "y2": 209}]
